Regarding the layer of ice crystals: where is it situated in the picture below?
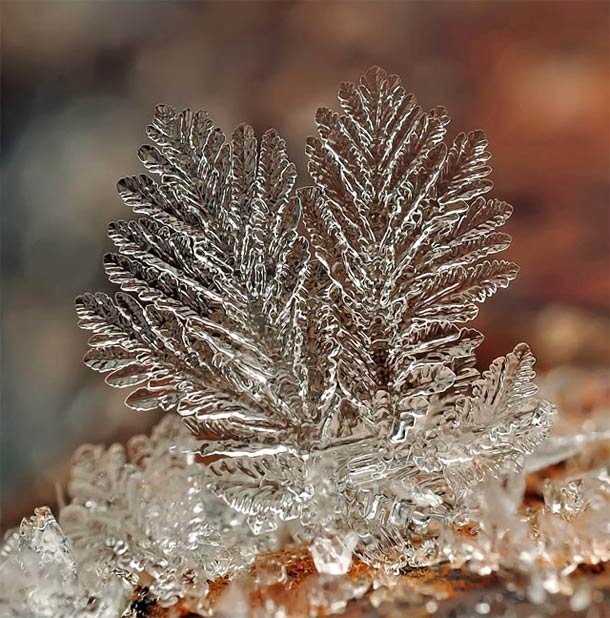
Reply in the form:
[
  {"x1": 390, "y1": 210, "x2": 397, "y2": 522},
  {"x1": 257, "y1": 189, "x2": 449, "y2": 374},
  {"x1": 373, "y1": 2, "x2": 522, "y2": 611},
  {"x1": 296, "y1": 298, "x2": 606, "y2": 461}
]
[{"x1": 1, "y1": 404, "x2": 608, "y2": 616}]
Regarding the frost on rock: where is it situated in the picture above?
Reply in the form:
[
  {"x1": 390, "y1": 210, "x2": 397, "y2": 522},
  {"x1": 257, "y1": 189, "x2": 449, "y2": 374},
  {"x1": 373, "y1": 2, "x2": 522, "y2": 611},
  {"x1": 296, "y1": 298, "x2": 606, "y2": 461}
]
[{"x1": 5, "y1": 67, "x2": 609, "y2": 616}]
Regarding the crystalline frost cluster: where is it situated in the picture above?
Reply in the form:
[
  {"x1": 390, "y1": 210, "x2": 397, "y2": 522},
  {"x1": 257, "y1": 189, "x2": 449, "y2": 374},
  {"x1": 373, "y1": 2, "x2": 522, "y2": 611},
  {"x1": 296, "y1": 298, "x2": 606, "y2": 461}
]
[{"x1": 2, "y1": 68, "x2": 608, "y2": 617}]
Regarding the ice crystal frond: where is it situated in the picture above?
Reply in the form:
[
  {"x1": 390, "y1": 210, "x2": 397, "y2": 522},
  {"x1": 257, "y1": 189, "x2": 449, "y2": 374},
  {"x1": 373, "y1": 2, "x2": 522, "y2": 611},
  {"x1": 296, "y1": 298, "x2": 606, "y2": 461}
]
[
  {"x1": 76, "y1": 108, "x2": 310, "y2": 446},
  {"x1": 76, "y1": 67, "x2": 554, "y2": 569}
]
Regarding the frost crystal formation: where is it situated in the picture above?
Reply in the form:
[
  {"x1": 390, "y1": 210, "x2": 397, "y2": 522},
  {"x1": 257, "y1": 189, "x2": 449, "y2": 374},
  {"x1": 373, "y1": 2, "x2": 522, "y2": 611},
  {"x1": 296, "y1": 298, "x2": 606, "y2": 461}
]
[
  {"x1": 74, "y1": 67, "x2": 554, "y2": 569},
  {"x1": 4, "y1": 67, "x2": 610, "y2": 618}
]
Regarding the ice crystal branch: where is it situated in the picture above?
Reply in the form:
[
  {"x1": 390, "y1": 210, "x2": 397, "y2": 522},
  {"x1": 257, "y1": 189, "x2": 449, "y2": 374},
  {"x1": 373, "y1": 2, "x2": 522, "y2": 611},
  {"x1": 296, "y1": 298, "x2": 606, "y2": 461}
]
[
  {"x1": 75, "y1": 67, "x2": 554, "y2": 569},
  {"x1": 77, "y1": 113, "x2": 308, "y2": 445}
]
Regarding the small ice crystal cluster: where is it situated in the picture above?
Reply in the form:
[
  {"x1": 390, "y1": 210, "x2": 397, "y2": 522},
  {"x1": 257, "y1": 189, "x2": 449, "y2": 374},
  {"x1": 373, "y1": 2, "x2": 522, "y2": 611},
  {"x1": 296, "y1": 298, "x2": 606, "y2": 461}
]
[
  {"x1": 1, "y1": 68, "x2": 608, "y2": 617},
  {"x1": 1, "y1": 417, "x2": 276, "y2": 615},
  {"x1": 0, "y1": 507, "x2": 124, "y2": 618},
  {"x1": 60, "y1": 417, "x2": 276, "y2": 606}
]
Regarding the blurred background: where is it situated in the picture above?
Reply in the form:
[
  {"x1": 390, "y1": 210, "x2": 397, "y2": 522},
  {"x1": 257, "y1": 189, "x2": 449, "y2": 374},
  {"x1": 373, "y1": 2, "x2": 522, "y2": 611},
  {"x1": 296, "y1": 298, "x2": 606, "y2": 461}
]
[{"x1": 1, "y1": 1, "x2": 608, "y2": 530}]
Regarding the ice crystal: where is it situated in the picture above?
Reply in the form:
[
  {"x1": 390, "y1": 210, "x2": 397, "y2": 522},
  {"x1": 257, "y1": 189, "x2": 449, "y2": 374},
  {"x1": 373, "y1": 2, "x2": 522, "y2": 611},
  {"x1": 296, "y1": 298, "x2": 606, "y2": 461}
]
[
  {"x1": 0, "y1": 508, "x2": 124, "y2": 618},
  {"x1": 310, "y1": 533, "x2": 359, "y2": 576},
  {"x1": 59, "y1": 416, "x2": 277, "y2": 606},
  {"x1": 74, "y1": 67, "x2": 554, "y2": 570}
]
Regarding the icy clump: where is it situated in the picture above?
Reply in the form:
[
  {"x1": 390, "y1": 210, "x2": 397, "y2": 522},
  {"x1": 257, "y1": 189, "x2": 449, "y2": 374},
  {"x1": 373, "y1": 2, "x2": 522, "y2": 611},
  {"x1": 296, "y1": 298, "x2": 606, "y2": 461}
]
[
  {"x1": 0, "y1": 508, "x2": 125, "y2": 618},
  {"x1": 59, "y1": 416, "x2": 279, "y2": 606}
]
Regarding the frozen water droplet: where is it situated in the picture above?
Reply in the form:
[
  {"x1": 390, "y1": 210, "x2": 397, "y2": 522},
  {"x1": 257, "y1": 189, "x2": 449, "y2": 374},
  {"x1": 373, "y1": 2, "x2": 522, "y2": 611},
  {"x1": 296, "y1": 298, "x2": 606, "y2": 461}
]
[{"x1": 310, "y1": 532, "x2": 358, "y2": 575}]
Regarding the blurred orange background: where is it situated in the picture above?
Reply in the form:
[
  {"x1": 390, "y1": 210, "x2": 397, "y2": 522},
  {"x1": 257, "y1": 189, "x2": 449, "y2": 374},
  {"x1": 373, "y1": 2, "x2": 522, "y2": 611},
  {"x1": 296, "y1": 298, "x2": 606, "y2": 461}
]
[{"x1": 1, "y1": 0, "x2": 608, "y2": 529}]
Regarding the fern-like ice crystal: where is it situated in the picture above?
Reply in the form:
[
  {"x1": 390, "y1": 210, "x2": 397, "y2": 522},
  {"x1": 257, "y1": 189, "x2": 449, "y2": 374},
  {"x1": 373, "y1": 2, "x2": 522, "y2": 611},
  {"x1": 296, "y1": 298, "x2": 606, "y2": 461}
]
[{"x1": 75, "y1": 67, "x2": 554, "y2": 570}]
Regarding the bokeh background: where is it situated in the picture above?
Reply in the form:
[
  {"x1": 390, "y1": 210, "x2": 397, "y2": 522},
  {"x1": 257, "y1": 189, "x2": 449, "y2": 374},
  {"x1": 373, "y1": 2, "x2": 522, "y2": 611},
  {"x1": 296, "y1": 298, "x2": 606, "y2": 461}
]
[{"x1": 1, "y1": 0, "x2": 608, "y2": 529}]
